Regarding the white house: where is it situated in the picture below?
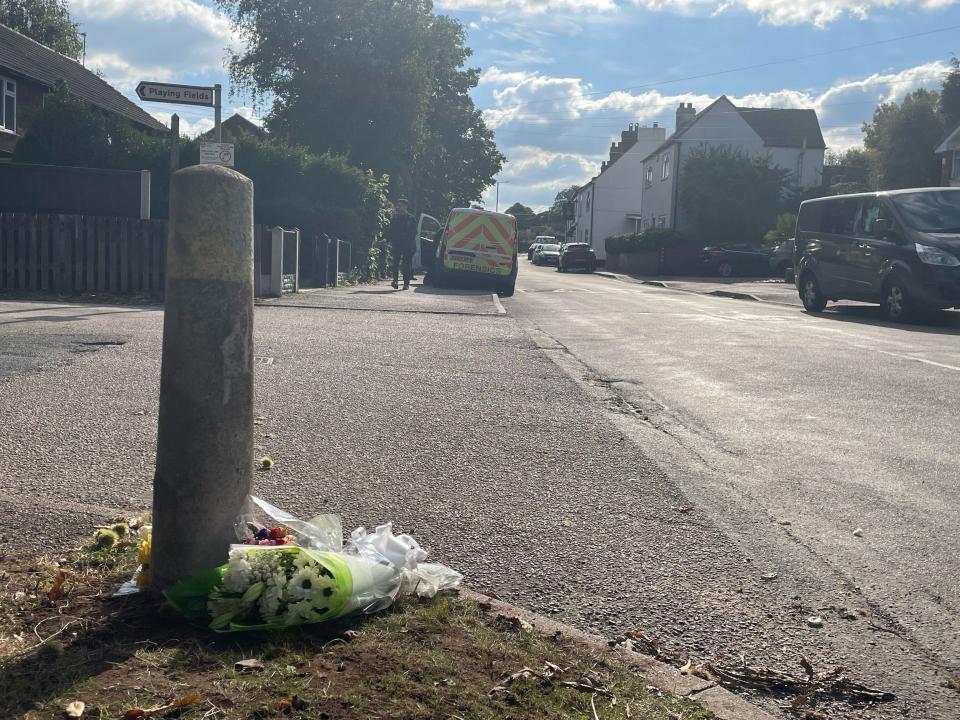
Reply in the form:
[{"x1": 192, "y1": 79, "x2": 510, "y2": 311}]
[
  {"x1": 637, "y1": 97, "x2": 825, "y2": 232},
  {"x1": 568, "y1": 123, "x2": 667, "y2": 261},
  {"x1": 936, "y1": 121, "x2": 960, "y2": 187}
]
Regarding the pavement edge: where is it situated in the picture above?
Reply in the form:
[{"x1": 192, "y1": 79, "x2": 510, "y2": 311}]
[{"x1": 460, "y1": 588, "x2": 777, "y2": 720}]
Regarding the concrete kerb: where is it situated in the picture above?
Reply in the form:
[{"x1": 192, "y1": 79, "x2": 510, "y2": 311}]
[
  {"x1": 707, "y1": 289, "x2": 760, "y2": 302},
  {"x1": 460, "y1": 588, "x2": 777, "y2": 720}
]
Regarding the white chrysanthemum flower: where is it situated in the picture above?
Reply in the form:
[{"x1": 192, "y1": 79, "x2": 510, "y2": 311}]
[
  {"x1": 222, "y1": 553, "x2": 253, "y2": 593},
  {"x1": 287, "y1": 566, "x2": 322, "y2": 601},
  {"x1": 285, "y1": 599, "x2": 321, "y2": 625},
  {"x1": 259, "y1": 583, "x2": 282, "y2": 621},
  {"x1": 309, "y1": 574, "x2": 336, "y2": 606}
]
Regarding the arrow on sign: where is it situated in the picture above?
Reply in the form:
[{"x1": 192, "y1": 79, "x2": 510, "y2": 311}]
[{"x1": 136, "y1": 81, "x2": 214, "y2": 107}]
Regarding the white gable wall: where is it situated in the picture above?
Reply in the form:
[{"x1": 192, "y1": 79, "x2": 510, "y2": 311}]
[{"x1": 588, "y1": 127, "x2": 665, "y2": 260}]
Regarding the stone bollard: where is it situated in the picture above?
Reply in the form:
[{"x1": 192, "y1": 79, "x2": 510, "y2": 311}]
[{"x1": 151, "y1": 165, "x2": 254, "y2": 597}]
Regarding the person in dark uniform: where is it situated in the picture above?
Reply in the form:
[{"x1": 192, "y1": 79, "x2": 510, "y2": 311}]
[{"x1": 386, "y1": 198, "x2": 417, "y2": 290}]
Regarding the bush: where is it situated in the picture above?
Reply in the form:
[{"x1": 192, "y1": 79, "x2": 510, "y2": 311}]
[{"x1": 605, "y1": 228, "x2": 688, "y2": 255}]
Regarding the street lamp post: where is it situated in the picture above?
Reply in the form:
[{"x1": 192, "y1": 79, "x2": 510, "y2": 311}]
[{"x1": 495, "y1": 180, "x2": 511, "y2": 212}]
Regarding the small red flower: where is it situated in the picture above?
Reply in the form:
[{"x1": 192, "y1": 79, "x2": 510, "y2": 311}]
[{"x1": 268, "y1": 527, "x2": 287, "y2": 541}]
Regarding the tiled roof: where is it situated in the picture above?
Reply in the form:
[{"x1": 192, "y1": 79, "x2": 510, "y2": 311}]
[
  {"x1": 735, "y1": 107, "x2": 826, "y2": 149},
  {"x1": 0, "y1": 23, "x2": 166, "y2": 131}
]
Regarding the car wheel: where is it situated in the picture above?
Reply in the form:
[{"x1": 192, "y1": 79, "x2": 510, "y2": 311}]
[
  {"x1": 800, "y1": 272, "x2": 827, "y2": 313},
  {"x1": 881, "y1": 277, "x2": 913, "y2": 322},
  {"x1": 718, "y1": 261, "x2": 734, "y2": 277}
]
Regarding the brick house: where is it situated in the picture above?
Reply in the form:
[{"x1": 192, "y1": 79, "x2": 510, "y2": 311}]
[{"x1": 0, "y1": 23, "x2": 165, "y2": 159}]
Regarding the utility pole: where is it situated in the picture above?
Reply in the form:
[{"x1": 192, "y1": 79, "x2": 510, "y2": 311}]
[{"x1": 495, "y1": 180, "x2": 511, "y2": 212}]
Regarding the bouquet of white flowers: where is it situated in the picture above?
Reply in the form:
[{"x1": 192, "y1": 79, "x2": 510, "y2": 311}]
[{"x1": 163, "y1": 497, "x2": 462, "y2": 632}]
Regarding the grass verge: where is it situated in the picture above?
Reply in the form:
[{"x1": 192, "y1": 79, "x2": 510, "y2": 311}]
[{"x1": 0, "y1": 549, "x2": 714, "y2": 720}]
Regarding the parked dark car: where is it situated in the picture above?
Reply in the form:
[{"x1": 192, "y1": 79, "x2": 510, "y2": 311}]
[
  {"x1": 794, "y1": 188, "x2": 960, "y2": 322},
  {"x1": 558, "y1": 243, "x2": 596, "y2": 272},
  {"x1": 532, "y1": 243, "x2": 561, "y2": 266},
  {"x1": 700, "y1": 244, "x2": 773, "y2": 277},
  {"x1": 527, "y1": 242, "x2": 542, "y2": 261},
  {"x1": 770, "y1": 238, "x2": 795, "y2": 282}
]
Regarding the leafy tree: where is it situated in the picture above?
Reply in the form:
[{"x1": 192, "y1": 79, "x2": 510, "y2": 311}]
[
  {"x1": 0, "y1": 0, "x2": 82, "y2": 58},
  {"x1": 862, "y1": 89, "x2": 944, "y2": 189},
  {"x1": 763, "y1": 213, "x2": 797, "y2": 245},
  {"x1": 678, "y1": 146, "x2": 789, "y2": 245},
  {"x1": 940, "y1": 57, "x2": 960, "y2": 130},
  {"x1": 408, "y1": 15, "x2": 503, "y2": 214},
  {"x1": 218, "y1": 0, "x2": 502, "y2": 212}
]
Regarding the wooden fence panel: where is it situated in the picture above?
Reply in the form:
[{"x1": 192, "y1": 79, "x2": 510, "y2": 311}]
[
  {"x1": 39, "y1": 214, "x2": 50, "y2": 290},
  {"x1": 16, "y1": 214, "x2": 27, "y2": 290},
  {"x1": 3, "y1": 214, "x2": 13, "y2": 290},
  {"x1": 28, "y1": 215, "x2": 40, "y2": 290},
  {"x1": 119, "y1": 220, "x2": 129, "y2": 292}
]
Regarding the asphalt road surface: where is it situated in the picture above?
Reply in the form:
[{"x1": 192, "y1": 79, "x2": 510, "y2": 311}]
[
  {"x1": 1, "y1": 276, "x2": 957, "y2": 719},
  {"x1": 509, "y1": 263, "x2": 960, "y2": 718}
]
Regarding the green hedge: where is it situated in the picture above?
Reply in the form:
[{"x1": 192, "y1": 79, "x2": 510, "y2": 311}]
[{"x1": 605, "y1": 229, "x2": 688, "y2": 254}]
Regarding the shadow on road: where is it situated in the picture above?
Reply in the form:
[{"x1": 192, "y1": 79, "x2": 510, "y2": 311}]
[{"x1": 810, "y1": 305, "x2": 960, "y2": 336}]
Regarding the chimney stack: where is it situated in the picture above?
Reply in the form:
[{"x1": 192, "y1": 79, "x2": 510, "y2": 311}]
[{"x1": 676, "y1": 102, "x2": 696, "y2": 133}]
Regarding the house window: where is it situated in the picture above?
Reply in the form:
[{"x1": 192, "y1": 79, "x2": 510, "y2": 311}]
[
  {"x1": 645, "y1": 165, "x2": 653, "y2": 185},
  {"x1": 586, "y1": 192, "x2": 591, "y2": 211},
  {"x1": 1, "y1": 77, "x2": 15, "y2": 132},
  {"x1": 953, "y1": 153, "x2": 960, "y2": 181},
  {"x1": 662, "y1": 155, "x2": 670, "y2": 181}
]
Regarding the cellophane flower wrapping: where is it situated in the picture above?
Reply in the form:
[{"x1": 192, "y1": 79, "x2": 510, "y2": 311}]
[{"x1": 163, "y1": 496, "x2": 461, "y2": 632}]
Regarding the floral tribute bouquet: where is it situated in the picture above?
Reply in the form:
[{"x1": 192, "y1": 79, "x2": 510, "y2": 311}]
[{"x1": 163, "y1": 496, "x2": 460, "y2": 632}]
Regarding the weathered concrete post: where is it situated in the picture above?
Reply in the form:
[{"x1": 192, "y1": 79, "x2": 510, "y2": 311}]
[{"x1": 151, "y1": 165, "x2": 254, "y2": 597}]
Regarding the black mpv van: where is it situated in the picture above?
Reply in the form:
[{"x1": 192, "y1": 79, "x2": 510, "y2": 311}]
[{"x1": 794, "y1": 188, "x2": 960, "y2": 321}]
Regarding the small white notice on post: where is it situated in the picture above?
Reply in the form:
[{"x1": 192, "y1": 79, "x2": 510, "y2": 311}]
[{"x1": 200, "y1": 142, "x2": 235, "y2": 167}]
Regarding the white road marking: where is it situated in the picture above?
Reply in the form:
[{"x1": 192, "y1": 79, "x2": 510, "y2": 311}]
[{"x1": 873, "y1": 349, "x2": 960, "y2": 373}]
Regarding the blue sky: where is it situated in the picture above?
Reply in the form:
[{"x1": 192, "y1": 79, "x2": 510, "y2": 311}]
[{"x1": 69, "y1": 0, "x2": 960, "y2": 211}]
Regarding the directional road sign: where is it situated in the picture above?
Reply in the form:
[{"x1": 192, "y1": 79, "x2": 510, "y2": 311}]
[{"x1": 136, "y1": 81, "x2": 214, "y2": 107}]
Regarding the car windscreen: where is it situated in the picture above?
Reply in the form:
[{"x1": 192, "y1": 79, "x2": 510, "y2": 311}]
[
  {"x1": 890, "y1": 191, "x2": 960, "y2": 233},
  {"x1": 540, "y1": 244, "x2": 560, "y2": 251},
  {"x1": 564, "y1": 244, "x2": 588, "y2": 251}
]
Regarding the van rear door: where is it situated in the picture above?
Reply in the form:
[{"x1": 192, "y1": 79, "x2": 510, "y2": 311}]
[{"x1": 443, "y1": 210, "x2": 516, "y2": 277}]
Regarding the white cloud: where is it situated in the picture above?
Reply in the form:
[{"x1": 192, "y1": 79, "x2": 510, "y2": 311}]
[
  {"x1": 148, "y1": 110, "x2": 214, "y2": 137},
  {"x1": 86, "y1": 52, "x2": 175, "y2": 91},
  {"x1": 438, "y1": 0, "x2": 958, "y2": 25},
  {"x1": 71, "y1": 0, "x2": 235, "y2": 44},
  {"x1": 71, "y1": 0, "x2": 238, "y2": 93},
  {"x1": 484, "y1": 58, "x2": 950, "y2": 208}
]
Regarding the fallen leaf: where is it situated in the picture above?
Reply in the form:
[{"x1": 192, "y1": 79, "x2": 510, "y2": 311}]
[
  {"x1": 235, "y1": 658, "x2": 265, "y2": 672},
  {"x1": 279, "y1": 695, "x2": 309, "y2": 713},
  {"x1": 46, "y1": 571, "x2": 67, "y2": 603},
  {"x1": 342, "y1": 629, "x2": 361, "y2": 640},
  {"x1": 123, "y1": 693, "x2": 204, "y2": 719},
  {"x1": 64, "y1": 700, "x2": 85, "y2": 718},
  {"x1": 497, "y1": 614, "x2": 532, "y2": 632}
]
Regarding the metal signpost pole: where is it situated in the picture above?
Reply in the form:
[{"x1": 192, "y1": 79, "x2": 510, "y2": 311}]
[{"x1": 214, "y1": 84, "x2": 222, "y2": 143}]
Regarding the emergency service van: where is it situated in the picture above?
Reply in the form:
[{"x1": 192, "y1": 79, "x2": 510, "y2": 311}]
[{"x1": 425, "y1": 207, "x2": 518, "y2": 297}]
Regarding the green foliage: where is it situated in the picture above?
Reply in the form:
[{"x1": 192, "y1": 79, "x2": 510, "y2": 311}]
[
  {"x1": 605, "y1": 228, "x2": 687, "y2": 255},
  {"x1": 862, "y1": 89, "x2": 944, "y2": 189},
  {"x1": 13, "y1": 88, "x2": 391, "y2": 253},
  {"x1": 0, "y1": 0, "x2": 82, "y2": 58},
  {"x1": 940, "y1": 57, "x2": 960, "y2": 130},
  {"x1": 217, "y1": 0, "x2": 503, "y2": 215},
  {"x1": 678, "y1": 146, "x2": 789, "y2": 245},
  {"x1": 764, "y1": 213, "x2": 797, "y2": 245}
]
